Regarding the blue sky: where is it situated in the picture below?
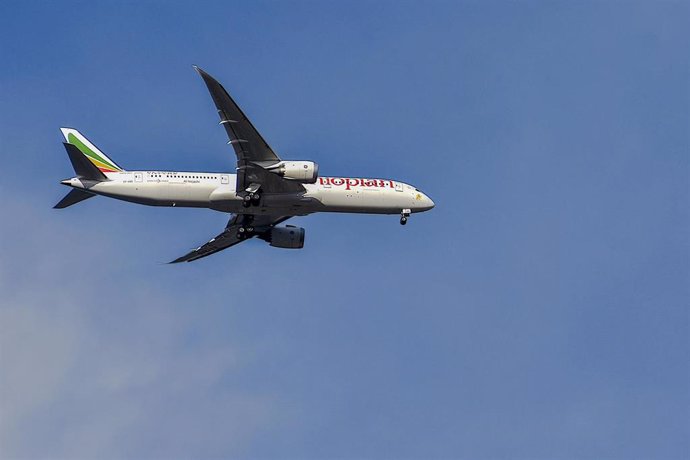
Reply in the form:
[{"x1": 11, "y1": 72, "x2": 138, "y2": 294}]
[{"x1": 0, "y1": 1, "x2": 687, "y2": 458}]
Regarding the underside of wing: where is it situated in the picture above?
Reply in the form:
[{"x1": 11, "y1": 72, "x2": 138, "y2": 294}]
[
  {"x1": 170, "y1": 214, "x2": 291, "y2": 263},
  {"x1": 239, "y1": 164, "x2": 306, "y2": 194},
  {"x1": 194, "y1": 66, "x2": 306, "y2": 196},
  {"x1": 170, "y1": 226, "x2": 243, "y2": 263},
  {"x1": 194, "y1": 66, "x2": 279, "y2": 163}
]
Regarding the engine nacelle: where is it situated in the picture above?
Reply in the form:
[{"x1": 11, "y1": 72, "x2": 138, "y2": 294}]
[
  {"x1": 268, "y1": 225, "x2": 305, "y2": 249},
  {"x1": 270, "y1": 161, "x2": 319, "y2": 183}
]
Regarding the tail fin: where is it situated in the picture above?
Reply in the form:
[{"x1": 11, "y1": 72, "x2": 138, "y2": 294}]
[
  {"x1": 64, "y1": 143, "x2": 108, "y2": 181},
  {"x1": 60, "y1": 128, "x2": 124, "y2": 173},
  {"x1": 54, "y1": 189, "x2": 95, "y2": 209}
]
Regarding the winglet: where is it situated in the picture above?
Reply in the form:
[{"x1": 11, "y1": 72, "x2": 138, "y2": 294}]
[{"x1": 192, "y1": 65, "x2": 204, "y2": 76}]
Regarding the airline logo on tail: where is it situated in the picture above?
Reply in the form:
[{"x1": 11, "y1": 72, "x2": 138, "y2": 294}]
[{"x1": 60, "y1": 128, "x2": 123, "y2": 173}]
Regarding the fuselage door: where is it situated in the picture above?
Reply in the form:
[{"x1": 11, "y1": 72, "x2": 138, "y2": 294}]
[
  {"x1": 221, "y1": 175, "x2": 230, "y2": 184},
  {"x1": 134, "y1": 172, "x2": 143, "y2": 182},
  {"x1": 395, "y1": 182, "x2": 403, "y2": 192}
]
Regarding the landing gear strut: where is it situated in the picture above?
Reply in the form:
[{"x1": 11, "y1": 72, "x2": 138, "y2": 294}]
[{"x1": 400, "y1": 209, "x2": 411, "y2": 225}]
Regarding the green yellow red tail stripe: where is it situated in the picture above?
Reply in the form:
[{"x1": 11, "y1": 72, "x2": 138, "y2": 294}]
[{"x1": 60, "y1": 128, "x2": 124, "y2": 173}]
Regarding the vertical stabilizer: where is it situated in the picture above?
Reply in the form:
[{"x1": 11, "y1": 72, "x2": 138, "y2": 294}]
[
  {"x1": 63, "y1": 143, "x2": 109, "y2": 181},
  {"x1": 60, "y1": 128, "x2": 124, "y2": 172}
]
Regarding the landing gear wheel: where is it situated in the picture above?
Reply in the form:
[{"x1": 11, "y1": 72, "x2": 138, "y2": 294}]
[
  {"x1": 251, "y1": 193, "x2": 261, "y2": 203},
  {"x1": 246, "y1": 226, "x2": 254, "y2": 233},
  {"x1": 400, "y1": 208, "x2": 411, "y2": 226}
]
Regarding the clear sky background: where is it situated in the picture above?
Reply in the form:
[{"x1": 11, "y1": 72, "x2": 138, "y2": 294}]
[{"x1": 0, "y1": 1, "x2": 687, "y2": 459}]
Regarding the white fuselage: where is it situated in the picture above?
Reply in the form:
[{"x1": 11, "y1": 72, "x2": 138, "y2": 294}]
[{"x1": 65, "y1": 171, "x2": 435, "y2": 216}]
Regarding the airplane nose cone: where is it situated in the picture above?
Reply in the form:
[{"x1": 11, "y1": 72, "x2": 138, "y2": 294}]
[
  {"x1": 412, "y1": 189, "x2": 435, "y2": 211},
  {"x1": 417, "y1": 194, "x2": 434, "y2": 211}
]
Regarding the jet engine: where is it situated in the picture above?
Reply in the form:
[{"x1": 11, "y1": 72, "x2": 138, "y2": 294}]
[
  {"x1": 267, "y1": 225, "x2": 305, "y2": 249},
  {"x1": 268, "y1": 161, "x2": 319, "y2": 183}
]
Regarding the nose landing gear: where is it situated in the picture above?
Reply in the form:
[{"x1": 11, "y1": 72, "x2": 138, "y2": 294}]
[{"x1": 400, "y1": 209, "x2": 411, "y2": 225}]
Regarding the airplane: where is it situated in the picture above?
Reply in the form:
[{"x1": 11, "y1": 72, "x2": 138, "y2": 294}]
[{"x1": 54, "y1": 66, "x2": 435, "y2": 263}]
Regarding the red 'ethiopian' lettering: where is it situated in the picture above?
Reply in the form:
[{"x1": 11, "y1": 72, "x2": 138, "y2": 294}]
[
  {"x1": 345, "y1": 178, "x2": 360, "y2": 190},
  {"x1": 319, "y1": 177, "x2": 398, "y2": 189}
]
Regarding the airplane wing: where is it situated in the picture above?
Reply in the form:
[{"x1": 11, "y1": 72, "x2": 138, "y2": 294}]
[
  {"x1": 170, "y1": 214, "x2": 290, "y2": 263},
  {"x1": 194, "y1": 66, "x2": 278, "y2": 163},
  {"x1": 194, "y1": 66, "x2": 304, "y2": 194}
]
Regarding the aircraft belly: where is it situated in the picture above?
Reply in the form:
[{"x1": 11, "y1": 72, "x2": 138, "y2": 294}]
[
  {"x1": 313, "y1": 187, "x2": 402, "y2": 214},
  {"x1": 90, "y1": 182, "x2": 214, "y2": 207},
  {"x1": 209, "y1": 188, "x2": 323, "y2": 215},
  {"x1": 156, "y1": 182, "x2": 215, "y2": 206},
  {"x1": 209, "y1": 185, "x2": 239, "y2": 212}
]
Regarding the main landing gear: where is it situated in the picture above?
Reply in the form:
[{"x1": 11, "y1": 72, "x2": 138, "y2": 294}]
[
  {"x1": 236, "y1": 225, "x2": 255, "y2": 239},
  {"x1": 242, "y1": 193, "x2": 261, "y2": 208},
  {"x1": 241, "y1": 183, "x2": 262, "y2": 208},
  {"x1": 236, "y1": 215, "x2": 256, "y2": 239},
  {"x1": 400, "y1": 209, "x2": 411, "y2": 225}
]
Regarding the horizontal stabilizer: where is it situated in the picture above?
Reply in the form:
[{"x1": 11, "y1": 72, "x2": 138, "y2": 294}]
[
  {"x1": 64, "y1": 143, "x2": 108, "y2": 181},
  {"x1": 54, "y1": 189, "x2": 95, "y2": 209}
]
